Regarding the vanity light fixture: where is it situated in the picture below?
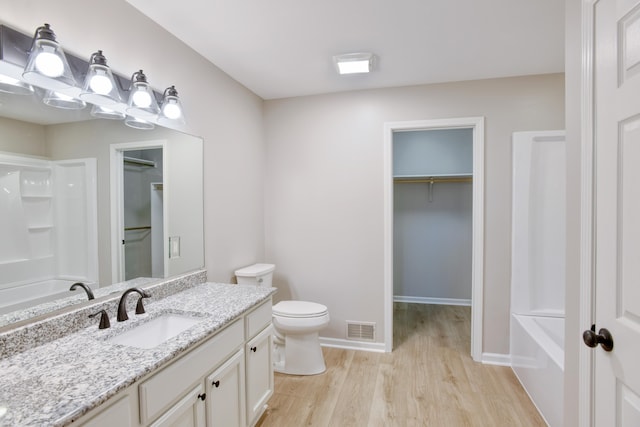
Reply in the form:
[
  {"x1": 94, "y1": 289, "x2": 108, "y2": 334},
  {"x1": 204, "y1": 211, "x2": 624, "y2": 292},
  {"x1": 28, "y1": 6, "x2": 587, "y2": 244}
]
[
  {"x1": 158, "y1": 85, "x2": 185, "y2": 124},
  {"x1": 22, "y1": 24, "x2": 77, "y2": 90},
  {"x1": 333, "y1": 52, "x2": 374, "y2": 75},
  {"x1": 42, "y1": 89, "x2": 86, "y2": 110},
  {"x1": 79, "y1": 50, "x2": 121, "y2": 105},
  {"x1": 90, "y1": 104, "x2": 125, "y2": 120},
  {"x1": 126, "y1": 70, "x2": 159, "y2": 118},
  {"x1": 125, "y1": 115, "x2": 154, "y2": 130},
  {"x1": 0, "y1": 75, "x2": 34, "y2": 95}
]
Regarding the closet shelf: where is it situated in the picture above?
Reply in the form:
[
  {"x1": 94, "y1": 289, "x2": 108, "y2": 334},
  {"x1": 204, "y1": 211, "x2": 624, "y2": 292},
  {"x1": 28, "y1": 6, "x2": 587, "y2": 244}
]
[
  {"x1": 394, "y1": 173, "x2": 472, "y2": 184},
  {"x1": 20, "y1": 194, "x2": 53, "y2": 199},
  {"x1": 28, "y1": 225, "x2": 54, "y2": 231}
]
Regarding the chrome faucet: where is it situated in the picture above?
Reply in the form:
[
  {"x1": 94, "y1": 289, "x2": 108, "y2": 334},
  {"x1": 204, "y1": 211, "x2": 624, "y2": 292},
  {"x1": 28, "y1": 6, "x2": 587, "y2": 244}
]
[
  {"x1": 69, "y1": 282, "x2": 95, "y2": 300},
  {"x1": 117, "y1": 288, "x2": 150, "y2": 322}
]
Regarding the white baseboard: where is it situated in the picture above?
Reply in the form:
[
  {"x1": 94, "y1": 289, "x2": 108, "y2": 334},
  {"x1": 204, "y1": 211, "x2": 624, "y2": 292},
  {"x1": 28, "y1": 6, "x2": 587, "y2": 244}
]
[
  {"x1": 393, "y1": 296, "x2": 472, "y2": 306},
  {"x1": 319, "y1": 337, "x2": 387, "y2": 353},
  {"x1": 481, "y1": 352, "x2": 512, "y2": 366}
]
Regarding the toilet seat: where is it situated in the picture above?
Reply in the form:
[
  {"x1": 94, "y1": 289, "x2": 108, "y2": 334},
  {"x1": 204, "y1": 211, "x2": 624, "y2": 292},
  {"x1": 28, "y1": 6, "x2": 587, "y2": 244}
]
[{"x1": 273, "y1": 300, "x2": 328, "y2": 318}]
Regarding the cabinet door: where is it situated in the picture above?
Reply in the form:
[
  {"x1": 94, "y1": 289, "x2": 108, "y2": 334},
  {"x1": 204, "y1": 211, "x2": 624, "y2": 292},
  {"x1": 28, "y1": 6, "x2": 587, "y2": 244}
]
[
  {"x1": 150, "y1": 384, "x2": 206, "y2": 427},
  {"x1": 81, "y1": 394, "x2": 136, "y2": 427},
  {"x1": 245, "y1": 325, "x2": 273, "y2": 426},
  {"x1": 206, "y1": 349, "x2": 246, "y2": 427}
]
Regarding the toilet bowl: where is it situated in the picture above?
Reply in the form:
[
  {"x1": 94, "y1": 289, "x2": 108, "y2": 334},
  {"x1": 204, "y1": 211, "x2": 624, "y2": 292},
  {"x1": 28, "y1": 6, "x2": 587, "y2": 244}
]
[
  {"x1": 272, "y1": 300, "x2": 330, "y2": 375},
  {"x1": 235, "y1": 263, "x2": 330, "y2": 376}
]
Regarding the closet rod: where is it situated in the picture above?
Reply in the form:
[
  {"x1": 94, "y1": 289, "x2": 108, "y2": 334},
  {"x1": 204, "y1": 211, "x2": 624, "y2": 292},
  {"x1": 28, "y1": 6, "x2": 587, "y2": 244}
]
[
  {"x1": 394, "y1": 177, "x2": 472, "y2": 184},
  {"x1": 124, "y1": 226, "x2": 151, "y2": 231},
  {"x1": 124, "y1": 156, "x2": 156, "y2": 167}
]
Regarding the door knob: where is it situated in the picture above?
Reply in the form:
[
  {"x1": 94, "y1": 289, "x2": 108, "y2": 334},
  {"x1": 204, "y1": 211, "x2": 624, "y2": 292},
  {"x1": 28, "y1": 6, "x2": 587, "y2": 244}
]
[{"x1": 582, "y1": 327, "x2": 614, "y2": 352}]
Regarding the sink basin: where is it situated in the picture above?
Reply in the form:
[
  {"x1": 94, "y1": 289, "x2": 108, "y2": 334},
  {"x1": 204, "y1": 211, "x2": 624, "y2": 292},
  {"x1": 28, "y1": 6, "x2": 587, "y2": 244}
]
[{"x1": 107, "y1": 313, "x2": 202, "y2": 349}]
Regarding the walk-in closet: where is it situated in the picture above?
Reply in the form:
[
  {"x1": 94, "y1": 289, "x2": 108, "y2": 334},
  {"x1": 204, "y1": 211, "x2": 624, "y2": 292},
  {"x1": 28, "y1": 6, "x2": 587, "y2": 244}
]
[{"x1": 393, "y1": 128, "x2": 473, "y2": 306}]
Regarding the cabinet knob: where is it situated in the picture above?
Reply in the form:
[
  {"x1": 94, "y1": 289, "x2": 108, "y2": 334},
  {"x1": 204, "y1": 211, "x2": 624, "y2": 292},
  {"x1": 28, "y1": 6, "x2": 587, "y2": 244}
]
[
  {"x1": 197, "y1": 393, "x2": 206, "y2": 401},
  {"x1": 212, "y1": 380, "x2": 220, "y2": 388},
  {"x1": 250, "y1": 346, "x2": 257, "y2": 352}
]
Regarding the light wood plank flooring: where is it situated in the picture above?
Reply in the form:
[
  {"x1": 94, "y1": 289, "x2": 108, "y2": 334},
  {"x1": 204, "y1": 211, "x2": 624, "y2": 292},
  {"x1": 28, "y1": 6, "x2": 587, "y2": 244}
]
[{"x1": 258, "y1": 303, "x2": 546, "y2": 427}]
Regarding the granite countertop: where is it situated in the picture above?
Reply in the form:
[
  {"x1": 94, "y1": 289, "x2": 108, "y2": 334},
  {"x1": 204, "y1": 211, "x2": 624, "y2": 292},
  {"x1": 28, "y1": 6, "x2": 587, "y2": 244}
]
[{"x1": 0, "y1": 282, "x2": 276, "y2": 427}]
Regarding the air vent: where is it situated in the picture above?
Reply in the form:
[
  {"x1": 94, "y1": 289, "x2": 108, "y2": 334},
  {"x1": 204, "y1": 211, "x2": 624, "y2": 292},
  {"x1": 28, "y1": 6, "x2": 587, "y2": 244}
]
[{"x1": 346, "y1": 321, "x2": 376, "y2": 341}]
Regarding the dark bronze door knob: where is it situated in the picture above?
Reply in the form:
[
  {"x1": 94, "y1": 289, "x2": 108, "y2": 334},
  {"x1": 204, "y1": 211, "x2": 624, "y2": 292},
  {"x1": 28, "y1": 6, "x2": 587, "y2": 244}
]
[{"x1": 583, "y1": 327, "x2": 614, "y2": 352}]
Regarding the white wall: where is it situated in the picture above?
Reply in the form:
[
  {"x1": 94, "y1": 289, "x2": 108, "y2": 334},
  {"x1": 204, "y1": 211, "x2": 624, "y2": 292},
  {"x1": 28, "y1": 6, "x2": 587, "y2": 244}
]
[
  {"x1": 0, "y1": 117, "x2": 46, "y2": 156},
  {"x1": 0, "y1": 0, "x2": 266, "y2": 283},
  {"x1": 264, "y1": 74, "x2": 565, "y2": 354}
]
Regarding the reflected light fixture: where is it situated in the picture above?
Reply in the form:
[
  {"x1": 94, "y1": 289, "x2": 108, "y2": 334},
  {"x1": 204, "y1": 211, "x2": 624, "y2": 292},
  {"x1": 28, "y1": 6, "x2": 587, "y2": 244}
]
[
  {"x1": 333, "y1": 52, "x2": 374, "y2": 75},
  {"x1": 22, "y1": 24, "x2": 77, "y2": 90},
  {"x1": 80, "y1": 50, "x2": 121, "y2": 104},
  {"x1": 0, "y1": 75, "x2": 34, "y2": 95},
  {"x1": 125, "y1": 115, "x2": 154, "y2": 130},
  {"x1": 159, "y1": 85, "x2": 185, "y2": 124},
  {"x1": 126, "y1": 70, "x2": 159, "y2": 118},
  {"x1": 43, "y1": 90, "x2": 86, "y2": 109},
  {"x1": 90, "y1": 104, "x2": 125, "y2": 120}
]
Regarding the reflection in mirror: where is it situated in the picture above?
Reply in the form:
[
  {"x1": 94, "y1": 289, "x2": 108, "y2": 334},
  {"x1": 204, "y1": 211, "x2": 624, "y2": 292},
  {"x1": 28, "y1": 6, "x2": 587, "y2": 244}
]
[{"x1": 0, "y1": 89, "x2": 204, "y2": 328}]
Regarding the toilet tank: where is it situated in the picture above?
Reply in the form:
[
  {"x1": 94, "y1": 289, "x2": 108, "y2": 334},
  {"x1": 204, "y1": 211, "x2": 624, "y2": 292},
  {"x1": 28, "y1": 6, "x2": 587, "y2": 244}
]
[{"x1": 235, "y1": 263, "x2": 275, "y2": 287}]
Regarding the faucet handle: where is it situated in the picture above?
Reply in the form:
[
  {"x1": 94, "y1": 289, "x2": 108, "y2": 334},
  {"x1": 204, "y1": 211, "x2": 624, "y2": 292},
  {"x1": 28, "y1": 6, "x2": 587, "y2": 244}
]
[
  {"x1": 89, "y1": 310, "x2": 111, "y2": 329},
  {"x1": 135, "y1": 292, "x2": 150, "y2": 315}
]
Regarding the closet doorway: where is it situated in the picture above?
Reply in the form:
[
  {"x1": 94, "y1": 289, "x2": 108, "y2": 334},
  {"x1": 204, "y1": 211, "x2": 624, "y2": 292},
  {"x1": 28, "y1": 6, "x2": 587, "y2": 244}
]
[
  {"x1": 110, "y1": 141, "x2": 166, "y2": 283},
  {"x1": 383, "y1": 117, "x2": 484, "y2": 361}
]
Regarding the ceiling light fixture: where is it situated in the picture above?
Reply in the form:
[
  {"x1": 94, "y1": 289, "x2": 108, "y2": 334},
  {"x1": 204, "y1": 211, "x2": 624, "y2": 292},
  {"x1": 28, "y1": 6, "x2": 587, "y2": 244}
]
[
  {"x1": 159, "y1": 85, "x2": 185, "y2": 124},
  {"x1": 0, "y1": 74, "x2": 34, "y2": 95},
  {"x1": 90, "y1": 104, "x2": 125, "y2": 120},
  {"x1": 126, "y1": 70, "x2": 159, "y2": 118},
  {"x1": 125, "y1": 115, "x2": 154, "y2": 130},
  {"x1": 333, "y1": 52, "x2": 374, "y2": 75},
  {"x1": 22, "y1": 24, "x2": 76, "y2": 90},
  {"x1": 42, "y1": 90, "x2": 86, "y2": 110},
  {"x1": 80, "y1": 50, "x2": 121, "y2": 105}
]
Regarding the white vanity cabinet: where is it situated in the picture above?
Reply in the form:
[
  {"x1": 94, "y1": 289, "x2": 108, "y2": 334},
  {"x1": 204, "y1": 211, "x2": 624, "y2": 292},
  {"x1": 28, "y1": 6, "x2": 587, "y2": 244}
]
[
  {"x1": 75, "y1": 298, "x2": 273, "y2": 427},
  {"x1": 244, "y1": 301, "x2": 274, "y2": 426}
]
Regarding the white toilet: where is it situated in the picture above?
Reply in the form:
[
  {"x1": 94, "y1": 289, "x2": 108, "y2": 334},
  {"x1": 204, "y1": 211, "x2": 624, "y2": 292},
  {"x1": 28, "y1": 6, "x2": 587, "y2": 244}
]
[{"x1": 235, "y1": 263, "x2": 330, "y2": 375}]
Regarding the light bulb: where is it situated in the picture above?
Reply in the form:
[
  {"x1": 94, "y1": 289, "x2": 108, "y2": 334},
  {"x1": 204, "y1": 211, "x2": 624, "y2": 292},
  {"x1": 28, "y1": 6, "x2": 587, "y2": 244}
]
[
  {"x1": 35, "y1": 51, "x2": 64, "y2": 77},
  {"x1": 132, "y1": 89, "x2": 152, "y2": 108},
  {"x1": 89, "y1": 74, "x2": 113, "y2": 94},
  {"x1": 163, "y1": 103, "x2": 182, "y2": 119}
]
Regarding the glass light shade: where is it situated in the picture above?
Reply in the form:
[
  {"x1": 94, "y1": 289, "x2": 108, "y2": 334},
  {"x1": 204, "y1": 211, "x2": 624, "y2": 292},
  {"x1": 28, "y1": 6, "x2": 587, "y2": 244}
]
[
  {"x1": 125, "y1": 115, "x2": 154, "y2": 130},
  {"x1": 22, "y1": 24, "x2": 77, "y2": 90},
  {"x1": 126, "y1": 70, "x2": 159, "y2": 118},
  {"x1": 159, "y1": 85, "x2": 185, "y2": 124},
  {"x1": 80, "y1": 51, "x2": 122, "y2": 105},
  {"x1": 43, "y1": 90, "x2": 86, "y2": 110},
  {"x1": 91, "y1": 104, "x2": 125, "y2": 120},
  {"x1": 0, "y1": 75, "x2": 34, "y2": 96}
]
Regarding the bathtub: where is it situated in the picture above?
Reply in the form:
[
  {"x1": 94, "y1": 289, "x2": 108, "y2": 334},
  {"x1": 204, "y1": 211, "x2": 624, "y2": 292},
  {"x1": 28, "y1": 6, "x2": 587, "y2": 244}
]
[
  {"x1": 510, "y1": 314, "x2": 564, "y2": 427},
  {"x1": 0, "y1": 279, "x2": 81, "y2": 316}
]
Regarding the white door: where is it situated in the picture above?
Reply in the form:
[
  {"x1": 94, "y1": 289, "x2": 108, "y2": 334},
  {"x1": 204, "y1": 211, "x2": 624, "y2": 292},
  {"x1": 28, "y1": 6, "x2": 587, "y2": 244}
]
[{"x1": 591, "y1": 0, "x2": 640, "y2": 424}]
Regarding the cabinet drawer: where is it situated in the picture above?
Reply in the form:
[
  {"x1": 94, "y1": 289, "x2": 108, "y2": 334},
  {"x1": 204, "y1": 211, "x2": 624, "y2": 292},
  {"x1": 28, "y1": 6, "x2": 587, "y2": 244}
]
[
  {"x1": 245, "y1": 299, "x2": 272, "y2": 340},
  {"x1": 139, "y1": 319, "x2": 244, "y2": 424}
]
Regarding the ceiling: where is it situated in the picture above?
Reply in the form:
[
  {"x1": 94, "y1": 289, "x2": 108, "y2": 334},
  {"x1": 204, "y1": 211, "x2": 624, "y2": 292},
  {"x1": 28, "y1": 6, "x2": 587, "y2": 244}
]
[{"x1": 126, "y1": 0, "x2": 564, "y2": 100}]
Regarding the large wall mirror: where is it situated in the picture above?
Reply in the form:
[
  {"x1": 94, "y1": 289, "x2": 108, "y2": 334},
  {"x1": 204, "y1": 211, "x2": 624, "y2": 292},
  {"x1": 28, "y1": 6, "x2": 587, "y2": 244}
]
[{"x1": 0, "y1": 76, "x2": 204, "y2": 328}]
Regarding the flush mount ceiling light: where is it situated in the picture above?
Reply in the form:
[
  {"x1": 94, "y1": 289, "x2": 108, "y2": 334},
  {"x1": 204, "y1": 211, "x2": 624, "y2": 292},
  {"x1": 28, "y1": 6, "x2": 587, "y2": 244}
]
[
  {"x1": 0, "y1": 74, "x2": 34, "y2": 95},
  {"x1": 22, "y1": 24, "x2": 76, "y2": 90},
  {"x1": 126, "y1": 70, "x2": 159, "y2": 118},
  {"x1": 90, "y1": 104, "x2": 125, "y2": 120},
  {"x1": 333, "y1": 52, "x2": 374, "y2": 75},
  {"x1": 80, "y1": 50, "x2": 121, "y2": 105},
  {"x1": 158, "y1": 85, "x2": 185, "y2": 124},
  {"x1": 43, "y1": 89, "x2": 86, "y2": 110}
]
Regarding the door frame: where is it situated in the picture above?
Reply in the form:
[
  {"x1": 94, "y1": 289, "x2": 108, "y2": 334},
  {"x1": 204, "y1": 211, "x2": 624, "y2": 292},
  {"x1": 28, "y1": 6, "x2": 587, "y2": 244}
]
[
  {"x1": 109, "y1": 140, "x2": 166, "y2": 283},
  {"x1": 383, "y1": 117, "x2": 485, "y2": 360},
  {"x1": 578, "y1": 1, "x2": 596, "y2": 425}
]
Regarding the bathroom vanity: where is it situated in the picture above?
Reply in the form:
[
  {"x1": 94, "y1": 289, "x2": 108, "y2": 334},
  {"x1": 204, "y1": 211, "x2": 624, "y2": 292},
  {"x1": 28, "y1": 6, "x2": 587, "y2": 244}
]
[{"x1": 0, "y1": 274, "x2": 276, "y2": 427}]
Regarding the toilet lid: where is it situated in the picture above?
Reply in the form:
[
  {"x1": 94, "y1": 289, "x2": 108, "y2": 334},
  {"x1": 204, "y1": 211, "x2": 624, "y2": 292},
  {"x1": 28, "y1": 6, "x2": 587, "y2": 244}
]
[{"x1": 273, "y1": 300, "x2": 328, "y2": 318}]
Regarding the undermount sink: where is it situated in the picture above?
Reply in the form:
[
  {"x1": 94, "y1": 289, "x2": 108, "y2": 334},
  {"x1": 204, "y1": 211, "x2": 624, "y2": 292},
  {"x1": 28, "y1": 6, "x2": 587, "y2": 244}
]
[{"x1": 107, "y1": 313, "x2": 203, "y2": 349}]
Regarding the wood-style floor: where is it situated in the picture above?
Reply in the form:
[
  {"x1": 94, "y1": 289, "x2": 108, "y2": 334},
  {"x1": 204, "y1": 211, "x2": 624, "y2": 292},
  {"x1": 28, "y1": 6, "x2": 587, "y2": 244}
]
[{"x1": 258, "y1": 303, "x2": 546, "y2": 427}]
